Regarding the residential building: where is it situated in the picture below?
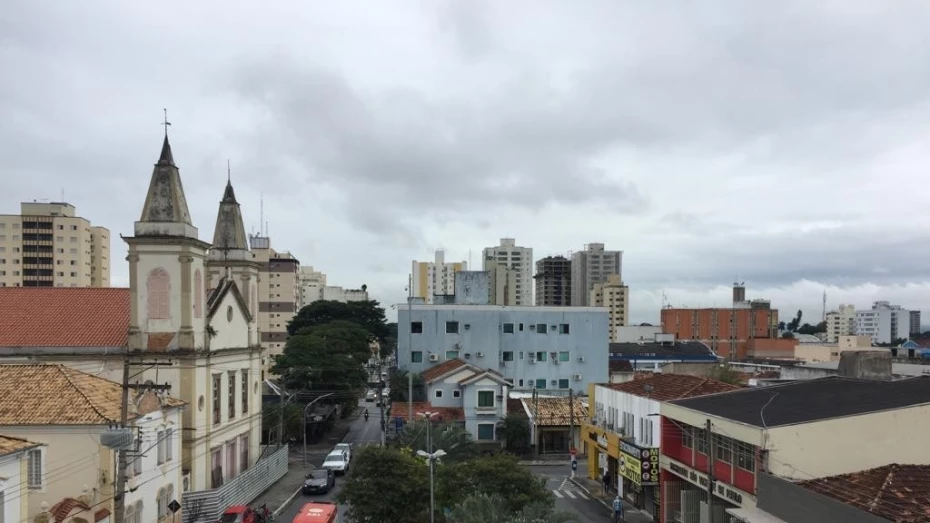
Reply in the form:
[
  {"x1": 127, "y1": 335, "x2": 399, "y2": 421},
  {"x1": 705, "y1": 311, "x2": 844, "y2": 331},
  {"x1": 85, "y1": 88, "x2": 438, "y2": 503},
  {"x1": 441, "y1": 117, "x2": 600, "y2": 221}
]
[
  {"x1": 0, "y1": 434, "x2": 42, "y2": 523},
  {"x1": 397, "y1": 304, "x2": 609, "y2": 392},
  {"x1": 855, "y1": 301, "x2": 910, "y2": 344},
  {"x1": 609, "y1": 337, "x2": 720, "y2": 372},
  {"x1": 411, "y1": 250, "x2": 466, "y2": 303},
  {"x1": 792, "y1": 335, "x2": 874, "y2": 363},
  {"x1": 0, "y1": 134, "x2": 282, "y2": 522},
  {"x1": 0, "y1": 201, "x2": 110, "y2": 288},
  {"x1": 583, "y1": 374, "x2": 739, "y2": 520},
  {"x1": 825, "y1": 304, "x2": 856, "y2": 343},
  {"x1": 0, "y1": 364, "x2": 184, "y2": 523},
  {"x1": 911, "y1": 310, "x2": 922, "y2": 336},
  {"x1": 249, "y1": 234, "x2": 299, "y2": 367},
  {"x1": 589, "y1": 274, "x2": 629, "y2": 342},
  {"x1": 487, "y1": 263, "x2": 518, "y2": 305},
  {"x1": 659, "y1": 351, "x2": 930, "y2": 521},
  {"x1": 518, "y1": 396, "x2": 587, "y2": 455},
  {"x1": 534, "y1": 255, "x2": 571, "y2": 306},
  {"x1": 482, "y1": 238, "x2": 533, "y2": 305},
  {"x1": 570, "y1": 243, "x2": 621, "y2": 306},
  {"x1": 615, "y1": 325, "x2": 662, "y2": 343},
  {"x1": 297, "y1": 266, "x2": 369, "y2": 306}
]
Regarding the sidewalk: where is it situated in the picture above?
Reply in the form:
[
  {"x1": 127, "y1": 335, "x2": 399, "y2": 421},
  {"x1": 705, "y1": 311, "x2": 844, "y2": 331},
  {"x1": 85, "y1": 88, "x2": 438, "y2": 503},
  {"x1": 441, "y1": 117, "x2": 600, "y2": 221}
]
[{"x1": 570, "y1": 475, "x2": 655, "y2": 523}]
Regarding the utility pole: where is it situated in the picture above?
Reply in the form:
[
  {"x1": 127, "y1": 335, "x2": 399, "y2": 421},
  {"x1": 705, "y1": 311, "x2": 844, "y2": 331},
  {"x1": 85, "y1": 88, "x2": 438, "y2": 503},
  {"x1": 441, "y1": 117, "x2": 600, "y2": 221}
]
[
  {"x1": 112, "y1": 354, "x2": 131, "y2": 523},
  {"x1": 706, "y1": 418, "x2": 715, "y2": 522},
  {"x1": 277, "y1": 387, "x2": 285, "y2": 449},
  {"x1": 532, "y1": 387, "x2": 539, "y2": 458},
  {"x1": 568, "y1": 388, "x2": 575, "y2": 450},
  {"x1": 407, "y1": 274, "x2": 414, "y2": 422},
  {"x1": 379, "y1": 363, "x2": 386, "y2": 446}
]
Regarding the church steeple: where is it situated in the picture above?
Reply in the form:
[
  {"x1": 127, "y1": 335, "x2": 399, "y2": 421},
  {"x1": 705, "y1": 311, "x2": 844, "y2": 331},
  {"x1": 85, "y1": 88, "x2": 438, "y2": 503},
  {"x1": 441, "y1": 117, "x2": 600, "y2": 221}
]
[
  {"x1": 211, "y1": 177, "x2": 250, "y2": 255},
  {"x1": 134, "y1": 134, "x2": 199, "y2": 239}
]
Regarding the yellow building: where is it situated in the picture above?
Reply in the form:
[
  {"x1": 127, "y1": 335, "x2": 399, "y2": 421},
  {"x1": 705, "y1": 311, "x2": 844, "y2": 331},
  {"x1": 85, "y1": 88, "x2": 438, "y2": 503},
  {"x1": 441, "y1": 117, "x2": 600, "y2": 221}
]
[
  {"x1": 589, "y1": 274, "x2": 629, "y2": 342},
  {"x1": 0, "y1": 201, "x2": 110, "y2": 288}
]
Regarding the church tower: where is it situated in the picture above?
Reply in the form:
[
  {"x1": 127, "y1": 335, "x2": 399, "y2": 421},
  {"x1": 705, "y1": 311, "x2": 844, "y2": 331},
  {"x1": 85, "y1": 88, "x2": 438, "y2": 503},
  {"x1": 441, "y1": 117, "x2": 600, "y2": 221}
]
[
  {"x1": 125, "y1": 134, "x2": 210, "y2": 352},
  {"x1": 205, "y1": 175, "x2": 261, "y2": 344}
]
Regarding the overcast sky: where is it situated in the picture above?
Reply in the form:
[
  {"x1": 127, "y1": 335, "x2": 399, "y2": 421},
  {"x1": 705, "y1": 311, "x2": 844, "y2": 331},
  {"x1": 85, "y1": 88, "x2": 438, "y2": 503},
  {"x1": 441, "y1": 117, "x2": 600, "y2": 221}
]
[{"x1": 4, "y1": 1, "x2": 930, "y2": 326}]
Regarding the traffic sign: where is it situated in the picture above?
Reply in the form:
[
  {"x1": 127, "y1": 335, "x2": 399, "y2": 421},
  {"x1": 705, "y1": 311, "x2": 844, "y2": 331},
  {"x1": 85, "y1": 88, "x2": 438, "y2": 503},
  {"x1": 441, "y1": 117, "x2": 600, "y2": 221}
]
[{"x1": 569, "y1": 447, "x2": 577, "y2": 456}]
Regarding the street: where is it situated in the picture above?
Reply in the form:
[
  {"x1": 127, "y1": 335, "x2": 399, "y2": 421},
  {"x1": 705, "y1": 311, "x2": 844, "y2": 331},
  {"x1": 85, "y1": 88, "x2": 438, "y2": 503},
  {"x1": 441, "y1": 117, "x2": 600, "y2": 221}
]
[
  {"x1": 277, "y1": 398, "x2": 385, "y2": 522},
  {"x1": 530, "y1": 465, "x2": 655, "y2": 523}
]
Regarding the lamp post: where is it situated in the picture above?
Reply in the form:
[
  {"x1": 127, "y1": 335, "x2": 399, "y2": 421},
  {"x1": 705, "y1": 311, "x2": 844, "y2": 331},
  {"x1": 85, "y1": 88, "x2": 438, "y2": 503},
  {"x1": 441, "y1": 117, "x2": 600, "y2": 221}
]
[
  {"x1": 303, "y1": 392, "x2": 335, "y2": 467},
  {"x1": 417, "y1": 412, "x2": 442, "y2": 523}
]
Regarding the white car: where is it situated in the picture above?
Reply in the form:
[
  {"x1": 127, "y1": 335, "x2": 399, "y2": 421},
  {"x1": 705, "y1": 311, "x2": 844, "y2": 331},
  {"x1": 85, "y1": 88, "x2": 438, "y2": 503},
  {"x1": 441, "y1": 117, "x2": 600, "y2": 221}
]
[
  {"x1": 322, "y1": 451, "x2": 349, "y2": 475},
  {"x1": 333, "y1": 443, "x2": 352, "y2": 463}
]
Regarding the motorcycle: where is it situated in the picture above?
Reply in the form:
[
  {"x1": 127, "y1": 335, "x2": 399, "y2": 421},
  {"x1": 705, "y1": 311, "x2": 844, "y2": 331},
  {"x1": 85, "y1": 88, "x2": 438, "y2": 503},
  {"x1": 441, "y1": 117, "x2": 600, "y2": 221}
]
[{"x1": 364, "y1": 411, "x2": 369, "y2": 421}]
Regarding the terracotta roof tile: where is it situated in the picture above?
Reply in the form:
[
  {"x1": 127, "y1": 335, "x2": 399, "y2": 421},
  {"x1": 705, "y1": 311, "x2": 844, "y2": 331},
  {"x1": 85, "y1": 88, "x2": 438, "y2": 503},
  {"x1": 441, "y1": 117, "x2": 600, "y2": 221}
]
[
  {"x1": 147, "y1": 333, "x2": 175, "y2": 351},
  {"x1": 798, "y1": 464, "x2": 930, "y2": 523},
  {"x1": 50, "y1": 497, "x2": 91, "y2": 522},
  {"x1": 609, "y1": 360, "x2": 634, "y2": 373},
  {"x1": 0, "y1": 288, "x2": 130, "y2": 348},
  {"x1": 522, "y1": 397, "x2": 587, "y2": 426},
  {"x1": 0, "y1": 434, "x2": 41, "y2": 456},
  {"x1": 0, "y1": 364, "x2": 183, "y2": 425},
  {"x1": 507, "y1": 398, "x2": 527, "y2": 418},
  {"x1": 607, "y1": 373, "x2": 740, "y2": 401},
  {"x1": 389, "y1": 402, "x2": 465, "y2": 423},
  {"x1": 420, "y1": 359, "x2": 469, "y2": 382},
  {"x1": 94, "y1": 509, "x2": 111, "y2": 522}
]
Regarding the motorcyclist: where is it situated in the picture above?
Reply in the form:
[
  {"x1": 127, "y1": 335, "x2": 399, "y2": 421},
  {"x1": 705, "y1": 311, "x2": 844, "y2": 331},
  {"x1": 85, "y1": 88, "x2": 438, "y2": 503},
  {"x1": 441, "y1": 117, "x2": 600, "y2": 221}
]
[{"x1": 364, "y1": 408, "x2": 369, "y2": 421}]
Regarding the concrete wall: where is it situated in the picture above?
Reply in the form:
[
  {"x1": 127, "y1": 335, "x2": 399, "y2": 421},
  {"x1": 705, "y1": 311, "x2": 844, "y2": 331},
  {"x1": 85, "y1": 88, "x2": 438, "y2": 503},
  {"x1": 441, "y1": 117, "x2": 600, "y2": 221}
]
[
  {"x1": 659, "y1": 362, "x2": 719, "y2": 377},
  {"x1": 757, "y1": 472, "x2": 887, "y2": 523},
  {"x1": 126, "y1": 406, "x2": 184, "y2": 523},
  {"x1": 429, "y1": 369, "x2": 474, "y2": 408},
  {"x1": 0, "y1": 451, "x2": 28, "y2": 523},
  {"x1": 615, "y1": 326, "x2": 662, "y2": 343},
  {"x1": 210, "y1": 290, "x2": 252, "y2": 350},
  {"x1": 454, "y1": 271, "x2": 490, "y2": 305},
  {"x1": 592, "y1": 384, "x2": 660, "y2": 447}
]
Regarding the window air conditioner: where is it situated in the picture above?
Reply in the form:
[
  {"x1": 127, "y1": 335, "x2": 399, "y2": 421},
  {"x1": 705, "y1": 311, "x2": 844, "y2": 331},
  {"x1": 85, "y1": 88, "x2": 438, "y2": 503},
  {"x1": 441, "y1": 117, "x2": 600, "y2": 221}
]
[
  {"x1": 577, "y1": 356, "x2": 586, "y2": 363},
  {"x1": 429, "y1": 354, "x2": 439, "y2": 362},
  {"x1": 573, "y1": 373, "x2": 583, "y2": 381},
  {"x1": 476, "y1": 352, "x2": 484, "y2": 357}
]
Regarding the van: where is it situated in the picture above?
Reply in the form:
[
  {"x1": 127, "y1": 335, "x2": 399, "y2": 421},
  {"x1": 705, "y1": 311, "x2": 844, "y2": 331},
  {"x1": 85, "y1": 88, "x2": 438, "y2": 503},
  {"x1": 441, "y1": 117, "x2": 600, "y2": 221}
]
[{"x1": 292, "y1": 501, "x2": 338, "y2": 523}]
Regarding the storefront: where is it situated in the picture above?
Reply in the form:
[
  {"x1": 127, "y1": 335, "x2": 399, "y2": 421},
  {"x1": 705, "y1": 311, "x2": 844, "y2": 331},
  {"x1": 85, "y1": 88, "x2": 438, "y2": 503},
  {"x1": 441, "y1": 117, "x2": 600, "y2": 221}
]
[
  {"x1": 618, "y1": 440, "x2": 660, "y2": 521},
  {"x1": 660, "y1": 457, "x2": 756, "y2": 523},
  {"x1": 580, "y1": 423, "x2": 621, "y2": 490}
]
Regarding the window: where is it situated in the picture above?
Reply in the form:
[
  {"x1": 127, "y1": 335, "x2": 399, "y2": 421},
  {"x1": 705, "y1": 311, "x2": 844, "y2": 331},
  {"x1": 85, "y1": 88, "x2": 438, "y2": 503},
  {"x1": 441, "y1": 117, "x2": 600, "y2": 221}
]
[
  {"x1": 166, "y1": 428, "x2": 173, "y2": 462},
  {"x1": 445, "y1": 350, "x2": 459, "y2": 359},
  {"x1": 157, "y1": 430, "x2": 166, "y2": 464},
  {"x1": 453, "y1": 390, "x2": 461, "y2": 398},
  {"x1": 27, "y1": 449, "x2": 43, "y2": 488},
  {"x1": 695, "y1": 428, "x2": 708, "y2": 455},
  {"x1": 715, "y1": 434, "x2": 732, "y2": 464},
  {"x1": 535, "y1": 379, "x2": 546, "y2": 389},
  {"x1": 558, "y1": 379, "x2": 570, "y2": 389},
  {"x1": 228, "y1": 371, "x2": 236, "y2": 419},
  {"x1": 558, "y1": 351, "x2": 570, "y2": 362},
  {"x1": 736, "y1": 441, "x2": 756, "y2": 472},
  {"x1": 502, "y1": 323, "x2": 514, "y2": 333},
  {"x1": 157, "y1": 485, "x2": 173, "y2": 520},
  {"x1": 411, "y1": 351, "x2": 423, "y2": 363},
  {"x1": 146, "y1": 268, "x2": 170, "y2": 320},
  {"x1": 241, "y1": 370, "x2": 249, "y2": 414},
  {"x1": 502, "y1": 351, "x2": 514, "y2": 362},
  {"x1": 682, "y1": 426, "x2": 693, "y2": 448},
  {"x1": 133, "y1": 449, "x2": 142, "y2": 476},
  {"x1": 559, "y1": 323, "x2": 570, "y2": 334},
  {"x1": 535, "y1": 351, "x2": 548, "y2": 361},
  {"x1": 536, "y1": 323, "x2": 547, "y2": 334},
  {"x1": 212, "y1": 374, "x2": 222, "y2": 425},
  {"x1": 411, "y1": 321, "x2": 423, "y2": 334},
  {"x1": 446, "y1": 321, "x2": 459, "y2": 334},
  {"x1": 477, "y1": 423, "x2": 495, "y2": 440},
  {"x1": 227, "y1": 440, "x2": 238, "y2": 480},
  {"x1": 240, "y1": 435, "x2": 250, "y2": 472},
  {"x1": 477, "y1": 390, "x2": 494, "y2": 408},
  {"x1": 435, "y1": 390, "x2": 443, "y2": 398}
]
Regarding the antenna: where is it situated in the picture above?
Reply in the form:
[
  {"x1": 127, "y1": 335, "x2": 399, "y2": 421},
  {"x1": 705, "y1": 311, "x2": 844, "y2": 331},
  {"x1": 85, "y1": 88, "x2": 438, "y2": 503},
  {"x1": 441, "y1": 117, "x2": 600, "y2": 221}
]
[
  {"x1": 822, "y1": 289, "x2": 827, "y2": 322},
  {"x1": 260, "y1": 193, "x2": 264, "y2": 236},
  {"x1": 61, "y1": 188, "x2": 64, "y2": 203}
]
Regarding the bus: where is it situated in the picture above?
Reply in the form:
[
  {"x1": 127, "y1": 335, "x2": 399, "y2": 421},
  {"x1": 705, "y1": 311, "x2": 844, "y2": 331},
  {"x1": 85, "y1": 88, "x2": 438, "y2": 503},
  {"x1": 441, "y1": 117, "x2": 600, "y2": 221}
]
[{"x1": 292, "y1": 502, "x2": 338, "y2": 523}]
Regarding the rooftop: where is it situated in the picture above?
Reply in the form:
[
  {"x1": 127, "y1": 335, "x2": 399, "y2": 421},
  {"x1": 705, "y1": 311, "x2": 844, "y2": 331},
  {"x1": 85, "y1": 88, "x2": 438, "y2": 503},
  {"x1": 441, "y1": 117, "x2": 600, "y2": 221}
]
[
  {"x1": 398, "y1": 304, "x2": 606, "y2": 313},
  {"x1": 791, "y1": 359, "x2": 930, "y2": 378},
  {"x1": 389, "y1": 402, "x2": 465, "y2": 423},
  {"x1": 420, "y1": 359, "x2": 470, "y2": 382},
  {"x1": 0, "y1": 434, "x2": 41, "y2": 456},
  {"x1": 606, "y1": 374, "x2": 740, "y2": 401},
  {"x1": 798, "y1": 464, "x2": 930, "y2": 522},
  {"x1": 670, "y1": 376, "x2": 930, "y2": 428},
  {"x1": 609, "y1": 341, "x2": 715, "y2": 357},
  {"x1": 0, "y1": 288, "x2": 130, "y2": 348},
  {"x1": 521, "y1": 397, "x2": 587, "y2": 426}
]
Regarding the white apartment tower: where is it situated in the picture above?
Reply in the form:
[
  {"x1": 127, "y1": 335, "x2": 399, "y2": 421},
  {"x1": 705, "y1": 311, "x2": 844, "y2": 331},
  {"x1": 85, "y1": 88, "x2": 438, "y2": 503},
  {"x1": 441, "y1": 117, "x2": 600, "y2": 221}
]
[
  {"x1": 571, "y1": 243, "x2": 622, "y2": 306},
  {"x1": 482, "y1": 238, "x2": 533, "y2": 306},
  {"x1": 411, "y1": 250, "x2": 466, "y2": 303},
  {"x1": 856, "y1": 301, "x2": 910, "y2": 345},
  {"x1": 298, "y1": 265, "x2": 327, "y2": 307},
  {"x1": 825, "y1": 304, "x2": 857, "y2": 343},
  {"x1": 589, "y1": 274, "x2": 630, "y2": 342}
]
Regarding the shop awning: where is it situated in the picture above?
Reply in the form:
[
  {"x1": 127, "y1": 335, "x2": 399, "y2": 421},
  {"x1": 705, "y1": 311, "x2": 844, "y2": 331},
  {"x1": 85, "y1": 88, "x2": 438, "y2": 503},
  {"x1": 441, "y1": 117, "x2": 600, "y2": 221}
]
[{"x1": 725, "y1": 507, "x2": 788, "y2": 523}]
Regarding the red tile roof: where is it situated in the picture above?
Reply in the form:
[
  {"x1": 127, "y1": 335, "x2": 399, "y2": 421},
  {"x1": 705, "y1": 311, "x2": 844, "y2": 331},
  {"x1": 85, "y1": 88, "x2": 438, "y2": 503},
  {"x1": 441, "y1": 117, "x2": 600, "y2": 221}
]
[
  {"x1": 798, "y1": 464, "x2": 930, "y2": 522},
  {"x1": 0, "y1": 288, "x2": 130, "y2": 347},
  {"x1": 50, "y1": 497, "x2": 92, "y2": 522},
  {"x1": 522, "y1": 397, "x2": 588, "y2": 426},
  {"x1": 389, "y1": 401, "x2": 465, "y2": 423},
  {"x1": 507, "y1": 398, "x2": 528, "y2": 418},
  {"x1": 607, "y1": 373, "x2": 740, "y2": 401},
  {"x1": 420, "y1": 359, "x2": 469, "y2": 382}
]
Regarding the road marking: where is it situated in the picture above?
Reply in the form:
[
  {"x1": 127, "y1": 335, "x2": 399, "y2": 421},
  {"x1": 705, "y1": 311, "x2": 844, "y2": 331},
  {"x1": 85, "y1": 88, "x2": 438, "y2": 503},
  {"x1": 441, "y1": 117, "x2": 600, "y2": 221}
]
[
  {"x1": 564, "y1": 490, "x2": 577, "y2": 499},
  {"x1": 552, "y1": 490, "x2": 564, "y2": 498},
  {"x1": 575, "y1": 490, "x2": 588, "y2": 499}
]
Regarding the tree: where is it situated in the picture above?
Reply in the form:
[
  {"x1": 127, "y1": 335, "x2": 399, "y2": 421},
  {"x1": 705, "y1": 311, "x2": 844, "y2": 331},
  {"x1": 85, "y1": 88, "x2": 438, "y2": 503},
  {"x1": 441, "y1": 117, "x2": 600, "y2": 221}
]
[
  {"x1": 708, "y1": 364, "x2": 742, "y2": 385},
  {"x1": 786, "y1": 310, "x2": 803, "y2": 332},
  {"x1": 437, "y1": 453, "x2": 554, "y2": 514},
  {"x1": 383, "y1": 322, "x2": 398, "y2": 359},
  {"x1": 778, "y1": 321, "x2": 786, "y2": 331},
  {"x1": 389, "y1": 369, "x2": 426, "y2": 403},
  {"x1": 261, "y1": 402, "x2": 305, "y2": 442},
  {"x1": 337, "y1": 446, "x2": 430, "y2": 523},
  {"x1": 394, "y1": 420, "x2": 478, "y2": 463},
  {"x1": 498, "y1": 414, "x2": 531, "y2": 453},
  {"x1": 287, "y1": 299, "x2": 390, "y2": 344},
  {"x1": 272, "y1": 320, "x2": 370, "y2": 394},
  {"x1": 447, "y1": 494, "x2": 579, "y2": 523},
  {"x1": 781, "y1": 331, "x2": 795, "y2": 339}
]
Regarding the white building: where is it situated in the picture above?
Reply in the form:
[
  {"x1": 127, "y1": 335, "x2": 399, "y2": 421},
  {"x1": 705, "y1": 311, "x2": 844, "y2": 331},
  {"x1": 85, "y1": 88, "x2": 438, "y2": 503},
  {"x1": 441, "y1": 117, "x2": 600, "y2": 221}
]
[
  {"x1": 571, "y1": 243, "x2": 622, "y2": 306},
  {"x1": 615, "y1": 325, "x2": 662, "y2": 343},
  {"x1": 298, "y1": 266, "x2": 326, "y2": 307},
  {"x1": 856, "y1": 301, "x2": 910, "y2": 344},
  {"x1": 412, "y1": 250, "x2": 466, "y2": 303},
  {"x1": 482, "y1": 238, "x2": 533, "y2": 306},
  {"x1": 825, "y1": 304, "x2": 856, "y2": 342},
  {"x1": 0, "y1": 434, "x2": 41, "y2": 523},
  {"x1": 589, "y1": 274, "x2": 629, "y2": 342}
]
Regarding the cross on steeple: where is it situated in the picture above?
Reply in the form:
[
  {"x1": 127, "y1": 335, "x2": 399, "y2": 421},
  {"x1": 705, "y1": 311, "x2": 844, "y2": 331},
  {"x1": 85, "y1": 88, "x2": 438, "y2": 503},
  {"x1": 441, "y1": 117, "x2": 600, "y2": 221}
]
[{"x1": 162, "y1": 108, "x2": 171, "y2": 137}]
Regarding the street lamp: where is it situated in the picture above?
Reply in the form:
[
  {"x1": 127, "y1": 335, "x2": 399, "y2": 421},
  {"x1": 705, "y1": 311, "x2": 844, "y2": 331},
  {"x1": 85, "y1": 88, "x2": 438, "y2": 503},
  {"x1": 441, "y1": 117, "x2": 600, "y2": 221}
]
[
  {"x1": 303, "y1": 392, "x2": 335, "y2": 467},
  {"x1": 417, "y1": 412, "x2": 443, "y2": 523}
]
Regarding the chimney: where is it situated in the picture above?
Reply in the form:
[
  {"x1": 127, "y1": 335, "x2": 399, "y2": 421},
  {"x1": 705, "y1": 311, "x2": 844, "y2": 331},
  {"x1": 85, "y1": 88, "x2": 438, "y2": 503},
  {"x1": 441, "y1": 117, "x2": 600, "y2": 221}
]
[{"x1": 837, "y1": 350, "x2": 892, "y2": 381}]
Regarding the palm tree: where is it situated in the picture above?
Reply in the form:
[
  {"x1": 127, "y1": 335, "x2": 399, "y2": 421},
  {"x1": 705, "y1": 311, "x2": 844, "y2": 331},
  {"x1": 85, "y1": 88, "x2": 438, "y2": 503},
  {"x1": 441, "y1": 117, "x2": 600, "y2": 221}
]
[
  {"x1": 395, "y1": 420, "x2": 478, "y2": 463},
  {"x1": 447, "y1": 494, "x2": 580, "y2": 523}
]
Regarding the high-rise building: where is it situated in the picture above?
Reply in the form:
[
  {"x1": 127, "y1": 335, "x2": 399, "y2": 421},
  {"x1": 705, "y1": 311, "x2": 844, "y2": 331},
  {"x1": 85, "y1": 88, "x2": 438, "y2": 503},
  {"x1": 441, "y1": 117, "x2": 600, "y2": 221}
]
[
  {"x1": 0, "y1": 201, "x2": 110, "y2": 288},
  {"x1": 249, "y1": 234, "x2": 299, "y2": 366},
  {"x1": 910, "y1": 310, "x2": 922, "y2": 336},
  {"x1": 825, "y1": 304, "x2": 857, "y2": 343},
  {"x1": 856, "y1": 302, "x2": 910, "y2": 345},
  {"x1": 482, "y1": 238, "x2": 533, "y2": 305},
  {"x1": 589, "y1": 274, "x2": 629, "y2": 342},
  {"x1": 298, "y1": 266, "x2": 326, "y2": 307},
  {"x1": 570, "y1": 243, "x2": 621, "y2": 306},
  {"x1": 411, "y1": 250, "x2": 466, "y2": 304},
  {"x1": 487, "y1": 263, "x2": 518, "y2": 305},
  {"x1": 534, "y1": 256, "x2": 571, "y2": 306}
]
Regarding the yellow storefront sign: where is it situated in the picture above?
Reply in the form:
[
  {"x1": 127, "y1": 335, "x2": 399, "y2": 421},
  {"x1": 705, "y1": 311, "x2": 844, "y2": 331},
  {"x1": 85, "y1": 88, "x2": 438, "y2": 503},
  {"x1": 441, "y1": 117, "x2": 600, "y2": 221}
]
[{"x1": 618, "y1": 442, "x2": 659, "y2": 486}]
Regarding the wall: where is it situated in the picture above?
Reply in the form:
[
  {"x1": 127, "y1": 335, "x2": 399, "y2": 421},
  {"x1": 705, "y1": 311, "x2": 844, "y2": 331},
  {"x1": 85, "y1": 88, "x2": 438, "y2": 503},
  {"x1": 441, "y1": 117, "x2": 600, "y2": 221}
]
[
  {"x1": 462, "y1": 376, "x2": 506, "y2": 440},
  {"x1": 126, "y1": 406, "x2": 185, "y2": 523},
  {"x1": 210, "y1": 291, "x2": 252, "y2": 350},
  {"x1": 428, "y1": 369, "x2": 475, "y2": 408},
  {"x1": 766, "y1": 404, "x2": 930, "y2": 480},
  {"x1": 659, "y1": 362, "x2": 718, "y2": 377},
  {"x1": 454, "y1": 271, "x2": 490, "y2": 305},
  {"x1": 615, "y1": 326, "x2": 662, "y2": 343},
  {"x1": 0, "y1": 451, "x2": 28, "y2": 523},
  {"x1": 660, "y1": 308, "x2": 780, "y2": 360},
  {"x1": 757, "y1": 472, "x2": 887, "y2": 523},
  {"x1": 592, "y1": 385, "x2": 660, "y2": 447},
  {"x1": 398, "y1": 305, "x2": 609, "y2": 392}
]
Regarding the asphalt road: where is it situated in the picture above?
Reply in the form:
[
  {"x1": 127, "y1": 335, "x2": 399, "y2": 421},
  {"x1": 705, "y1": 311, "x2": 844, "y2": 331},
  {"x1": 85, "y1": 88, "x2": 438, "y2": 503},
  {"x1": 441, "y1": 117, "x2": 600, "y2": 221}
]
[
  {"x1": 277, "y1": 398, "x2": 385, "y2": 522},
  {"x1": 530, "y1": 465, "x2": 654, "y2": 523}
]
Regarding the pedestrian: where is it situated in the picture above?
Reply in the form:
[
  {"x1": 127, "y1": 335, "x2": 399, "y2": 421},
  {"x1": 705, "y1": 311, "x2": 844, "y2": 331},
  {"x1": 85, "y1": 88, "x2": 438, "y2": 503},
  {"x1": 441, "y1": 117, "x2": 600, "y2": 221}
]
[
  {"x1": 613, "y1": 495, "x2": 624, "y2": 522},
  {"x1": 602, "y1": 470, "x2": 610, "y2": 494}
]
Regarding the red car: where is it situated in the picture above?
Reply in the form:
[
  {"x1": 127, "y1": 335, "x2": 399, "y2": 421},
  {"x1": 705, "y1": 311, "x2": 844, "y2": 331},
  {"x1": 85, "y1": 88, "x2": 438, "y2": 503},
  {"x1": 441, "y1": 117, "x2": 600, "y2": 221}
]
[{"x1": 218, "y1": 505, "x2": 257, "y2": 523}]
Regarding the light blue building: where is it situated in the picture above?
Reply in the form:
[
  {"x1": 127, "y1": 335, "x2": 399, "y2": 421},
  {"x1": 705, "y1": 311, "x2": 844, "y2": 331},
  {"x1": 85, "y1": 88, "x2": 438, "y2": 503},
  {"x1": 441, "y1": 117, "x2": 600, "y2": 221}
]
[{"x1": 397, "y1": 304, "x2": 609, "y2": 392}]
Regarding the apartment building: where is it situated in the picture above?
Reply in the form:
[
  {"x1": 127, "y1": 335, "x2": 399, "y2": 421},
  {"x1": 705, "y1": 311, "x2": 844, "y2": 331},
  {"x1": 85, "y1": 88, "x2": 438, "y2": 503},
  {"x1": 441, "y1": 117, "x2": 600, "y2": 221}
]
[
  {"x1": 0, "y1": 201, "x2": 110, "y2": 288},
  {"x1": 298, "y1": 265, "x2": 326, "y2": 306},
  {"x1": 411, "y1": 250, "x2": 466, "y2": 303},
  {"x1": 910, "y1": 310, "x2": 922, "y2": 336},
  {"x1": 825, "y1": 304, "x2": 856, "y2": 342},
  {"x1": 570, "y1": 243, "x2": 621, "y2": 306},
  {"x1": 250, "y1": 235, "x2": 300, "y2": 363},
  {"x1": 487, "y1": 263, "x2": 518, "y2": 305},
  {"x1": 482, "y1": 238, "x2": 533, "y2": 305},
  {"x1": 534, "y1": 255, "x2": 571, "y2": 306},
  {"x1": 856, "y1": 301, "x2": 911, "y2": 344},
  {"x1": 589, "y1": 274, "x2": 629, "y2": 342}
]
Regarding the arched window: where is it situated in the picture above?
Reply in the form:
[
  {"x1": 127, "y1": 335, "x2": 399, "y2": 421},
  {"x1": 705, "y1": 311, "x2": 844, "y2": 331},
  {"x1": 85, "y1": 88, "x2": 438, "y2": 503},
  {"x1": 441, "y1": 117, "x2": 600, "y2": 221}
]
[
  {"x1": 147, "y1": 268, "x2": 170, "y2": 320},
  {"x1": 194, "y1": 269, "x2": 203, "y2": 319}
]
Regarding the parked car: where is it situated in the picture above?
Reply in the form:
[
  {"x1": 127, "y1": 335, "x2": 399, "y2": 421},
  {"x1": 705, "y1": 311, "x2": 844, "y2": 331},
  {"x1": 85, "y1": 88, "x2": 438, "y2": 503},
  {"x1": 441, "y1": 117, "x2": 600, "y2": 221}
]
[
  {"x1": 333, "y1": 442, "x2": 352, "y2": 462},
  {"x1": 365, "y1": 390, "x2": 376, "y2": 402},
  {"x1": 321, "y1": 450, "x2": 349, "y2": 475},
  {"x1": 302, "y1": 468, "x2": 336, "y2": 495},
  {"x1": 218, "y1": 505, "x2": 257, "y2": 523}
]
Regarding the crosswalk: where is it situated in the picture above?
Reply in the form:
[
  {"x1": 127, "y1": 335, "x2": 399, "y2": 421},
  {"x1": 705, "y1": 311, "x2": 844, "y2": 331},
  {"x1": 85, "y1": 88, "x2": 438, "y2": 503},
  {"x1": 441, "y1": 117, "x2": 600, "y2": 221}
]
[{"x1": 552, "y1": 477, "x2": 591, "y2": 500}]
